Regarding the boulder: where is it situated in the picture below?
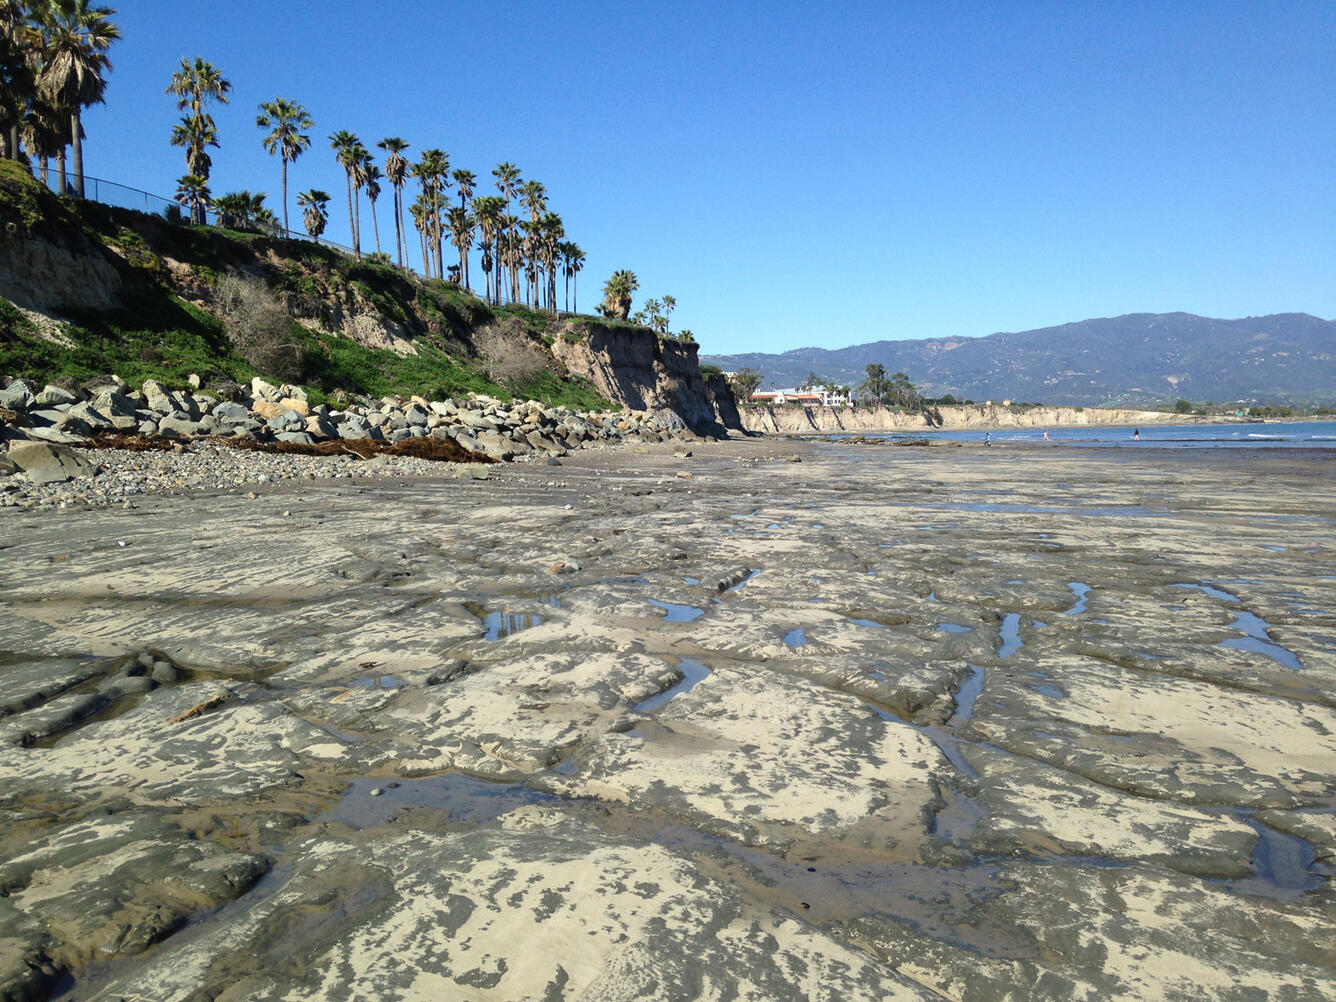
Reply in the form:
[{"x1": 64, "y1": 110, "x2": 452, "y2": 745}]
[
  {"x1": 305, "y1": 414, "x2": 339, "y2": 439},
  {"x1": 265, "y1": 410, "x2": 305, "y2": 432},
  {"x1": 251, "y1": 377, "x2": 283, "y2": 402},
  {"x1": 6, "y1": 441, "x2": 96, "y2": 484},
  {"x1": 141, "y1": 379, "x2": 175, "y2": 414},
  {"x1": 212, "y1": 401, "x2": 252, "y2": 424},
  {"x1": 94, "y1": 388, "x2": 138, "y2": 418},
  {"x1": 0, "y1": 380, "x2": 35, "y2": 411},
  {"x1": 34, "y1": 384, "x2": 79, "y2": 407},
  {"x1": 403, "y1": 404, "x2": 430, "y2": 427},
  {"x1": 275, "y1": 431, "x2": 314, "y2": 445},
  {"x1": 66, "y1": 401, "x2": 114, "y2": 430},
  {"x1": 158, "y1": 414, "x2": 204, "y2": 438},
  {"x1": 278, "y1": 397, "x2": 311, "y2": 417}
]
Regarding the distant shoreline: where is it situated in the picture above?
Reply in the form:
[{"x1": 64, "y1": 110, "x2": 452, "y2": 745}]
[{"x1": 739, "y1": 403, "x2": 1234, "y2": 435}]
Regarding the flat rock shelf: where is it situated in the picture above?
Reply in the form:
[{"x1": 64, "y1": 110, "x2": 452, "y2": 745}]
[{"x1": 0, "y1": 439, "x2": 1333, "y2": 1001}]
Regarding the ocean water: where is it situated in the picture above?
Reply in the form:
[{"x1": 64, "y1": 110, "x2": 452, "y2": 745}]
[{"x1": 855, "y1": 420, "x2": 1336, "y2": 449}]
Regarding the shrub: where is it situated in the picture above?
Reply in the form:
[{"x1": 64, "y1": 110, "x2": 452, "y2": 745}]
[{"x1": 213, "y1": 273, "x2": 309, "y2": 383}]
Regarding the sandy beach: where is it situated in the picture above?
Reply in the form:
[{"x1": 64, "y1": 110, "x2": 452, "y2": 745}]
[{"x1": 1, "y1": 438, "x2": 1333, "y2": 1000}]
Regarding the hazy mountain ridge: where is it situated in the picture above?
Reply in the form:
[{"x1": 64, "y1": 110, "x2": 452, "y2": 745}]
[{"x1": 702, "y1": 313, "x2": 1336, "y2": 406}]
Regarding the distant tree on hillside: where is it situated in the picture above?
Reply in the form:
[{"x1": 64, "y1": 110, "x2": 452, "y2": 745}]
[
  {"x1": 600, "y1": 270, "x2": 638, "y2": 320},
  {"x1": 377, "y1": 136, "x2": 411, "y2": 267},
  {"x1": 173, "y1": 173, "x2": 209, "y2": 224},
  {"x1": 727, "y1": 368, "x2": 762, "y2": 402},
  {"x1": 297, "y1": 188, "x2": 329, "y2": 243}
]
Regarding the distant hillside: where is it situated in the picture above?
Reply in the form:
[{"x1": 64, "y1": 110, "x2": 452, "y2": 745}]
[{"x1": 702, "y1": 313, "x2": 1336, "y2": 406}]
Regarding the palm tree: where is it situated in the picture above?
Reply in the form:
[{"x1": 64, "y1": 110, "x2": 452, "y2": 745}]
[
  {"x1": 409, "y1": 196, "x2": 430, "y2": 276},
  {"x1": 297, "y1": 188, "x2": 330, "y2": 243},
  {"x1": 471, "y1": 195, "x2": 503, "y2": 304},
  {"x1": 518, "y1": 180, "x2": 547, "y2": 306},
  {"x1": 446, "y1": 206, "x2": 474, "y2": 291},
  {"x1": 35, "y1": 0, "x2": 120, "y2": 198},
  {"x1": 174, "y1": 173, "x2": 209, "y2": 225},
  {"x1": 169, "y1": 114, "x2": 216, "y2": 218},
  {"x1": 362, "y1": 161, "x2": 383, "y2": 256},
  {"x1": 414, "y1": 148, "x2": 449, "y2": 280},
  {"x1": 451, "y1": 167, "x2": 475, "y2": 209},
  {"x1": 537, "y1": 211, "x2": 563, "y2": 316},
  {"x1": 213, "y1": 190, "x2": 274, "y2": 233},
  {"x1": 560, "y1": 241, "x2": 584, "y2": 314},
  {"x1": 256, "y1": 97, "x2": 313, "y2": 236},
  {"x1": 377, "y1": 136, "x2": 409, "y2": 268},
  {"x1": 19, "y1": 93, "x2": 68, "y2": 187},
  {"x1": 165, "y1": 57, "x2": 229, "y2": 223},
  {"x1": 329, "y1": 130, "x2": 362, "y2": 258},
  {"x1": 492, "y1": 162, "x2": 521, "y2": 300},
  {"x1": 1, "y1": 1, "x2": 37, "y2": 161},
  {"x1": 600, "y1": 270, "x2": 638, "y2": 320}
]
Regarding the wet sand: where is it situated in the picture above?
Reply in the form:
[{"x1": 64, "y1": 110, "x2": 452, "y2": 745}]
[{"x1": 1, "y1": 439, "x2": 1333, "y2": 1000}]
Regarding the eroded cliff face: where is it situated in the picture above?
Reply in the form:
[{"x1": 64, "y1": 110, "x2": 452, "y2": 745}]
[
  {"x1": 553, "y1": 324, "x2": 743, "y2": 437},
  {"x1": 742, "y1": 403, "x2": 1181, "y2": 434},
  {"x1": 0, "y1": 219, "x2": 129, "y2": 315}
]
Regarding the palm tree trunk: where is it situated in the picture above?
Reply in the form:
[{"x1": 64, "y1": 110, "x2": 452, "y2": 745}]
[
  {"x1": 419, "y1": 231, "x2": 430, "y2": 277},
  {"x1": 39, "y1": 158, "x2": 49, "y2": 186},
  {"x1": 281, "y1": 158, "x2": 290, "y2": 235},
  {"x1": 344, "y1": 174, "x2": 356, "y2": 258},
  {"x1": 55, "y1": 147, "x2": 67, "y2": 196},
  {"x1": 352, "y1": 190, "x2": 362, "y2": 259},
  {"x1": 573, "y1": 274, "x2": 578, "y2": 315},
  {"x1": 70, "y1": 111, "x2": 84, "y2": 198},
  {"x1": 370, "y1": 201, "x2": 381, "y2": 256}
]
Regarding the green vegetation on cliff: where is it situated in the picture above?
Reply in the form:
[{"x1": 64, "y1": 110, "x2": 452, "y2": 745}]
[{"x1": 0, "y1": 161, "x2": 610, "y2": 409}]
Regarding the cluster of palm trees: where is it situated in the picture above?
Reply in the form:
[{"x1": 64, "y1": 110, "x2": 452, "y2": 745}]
[
  {"x1": 245, "y1": 100, "x2": 589, "y2": 317},
  {"x1": 0, "y1": 0, "x2": 120, "y2": 198},
  {"x1": 0, "y1": 6, "x2": 629, "y2": 325}
]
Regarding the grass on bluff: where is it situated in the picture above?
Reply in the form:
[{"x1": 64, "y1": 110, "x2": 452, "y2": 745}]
[{"x1": 0, "y1": 164, "x2": 615, "y2": 409}]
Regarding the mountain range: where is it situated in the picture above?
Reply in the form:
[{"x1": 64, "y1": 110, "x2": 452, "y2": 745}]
[{"x1": 701, "y1": 313, "x2": 1336, "y2": 406}]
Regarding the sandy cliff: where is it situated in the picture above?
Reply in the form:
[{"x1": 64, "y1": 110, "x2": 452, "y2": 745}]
[
  {"x1": 742, "y1": 403, "x2": 1182, "y2": 434},
  {"x1": 553, "y1": 324, "x2": 744, "y2": 436}
]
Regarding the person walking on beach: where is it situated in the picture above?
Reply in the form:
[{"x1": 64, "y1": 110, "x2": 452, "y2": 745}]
[
  {"x1": 1133, "y1": 428, "x2": 1140, "y2": 440},
  {"x1": 984, "y1": 432, "x2": 991, "y2": 447},
  {"x1": 1043, "y1": 431, "x2": 1049, "y2": 441}
]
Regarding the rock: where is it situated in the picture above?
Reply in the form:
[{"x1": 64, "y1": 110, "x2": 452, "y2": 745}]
[
  {"x1": 0, "y1": 379, "x2": 35, "y2": 411},
  {"x1": 211, "y1": 401, "x2": 251, "y2": 424},
  {"x1": 6, "y1": 441, "x2": 95, "y2": 484},
  {"x1": 158, "y1": 414, "x2": 204, "y2": 438},
  {"x1": 674, "y1": 447, "x2": 693, "y2": 459},
  {"x1": 280, "y1": 384, "x2": 308, "y2": 403},
  {"x1": 305, "y1": 414, "x2": 339, "y2": 439},
  {"x1": 34, "y1": 384, "x2": 79, "y2": 407},
  {"x1": 403, "y1": 404, "x2": 429, "y2": 427},
  {"x1": 0, "y1": 453, "x2": 17, "y2": 477},
  {"x1": 140, "y1": 379, "x2": 175, "y2": 414},
  {"x1": 276, "y1": 432, "x2": 314, "y2": 445},
  {"x1": 251, "y1": 377, "x2": 283, "y2": 402},
  {"x1": 278, "y1": 397, "x2": 311, "y2": 417},
  {"x1": 93, "y1": 388, "x2": 138, "y2": 418},
  {"x1": 151, "y1": 662, "x2": 181, "y2": 684},
  {"x1": 187, "y1": 373, "x2": 202, "y2": 390}
]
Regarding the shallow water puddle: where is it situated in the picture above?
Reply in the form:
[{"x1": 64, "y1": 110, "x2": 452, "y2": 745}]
[
  {"x1": 323, "y1": 774, "x2": 556, "y2": 828},
  {"x1": 648, "y1": 598, "x2": 706, "y2": 622},
  {"x1": 350, "y1": 674, "x2": 404, "y2": 689},
  {"x1": 481, "y1": 610, "x2": 542, "y2": 641},
  {"x1": 937, "y1": 623, "x2": 972, "y2": 634},
  {"x1": 634, "y1": 659, "x2": 713, "y2": 713},
  {"x1": 1214, "y1": 812, "x2": 1323, "y2": 900},
  {"x1": 783, "y1": 628, "x2": 808, "y2": 648},
  {"x1": 952, "y1": 665, "x2": 986, "y2": 721},
  {"x1": 1174, "y1": 582, "x2": 1242, "y2": 603},
  {"x1": 1063, "y1": 582, "x2": 1091, "y2": 615},
  {"x1": 997, "y1": 614, "x2": 1023, "y2": 657},
  {"x1": 1218, "y1": 611, "x2": 1303, "y2": 670}
]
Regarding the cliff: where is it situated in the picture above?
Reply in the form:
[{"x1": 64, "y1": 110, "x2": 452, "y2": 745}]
[
  {"x1": 0, "y1": 160, "x2": 740, "y2": 435},
  {"x1": 742, "y1": 403, "x2": 1185, "y2": 434},
  {"x1": 552, "y1": 324, "x2": 743, "y2": 436}
]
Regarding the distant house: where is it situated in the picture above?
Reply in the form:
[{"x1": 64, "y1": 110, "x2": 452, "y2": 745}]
[{"x1": 750, "y1": 388, "x2": 849, "y2": 407}]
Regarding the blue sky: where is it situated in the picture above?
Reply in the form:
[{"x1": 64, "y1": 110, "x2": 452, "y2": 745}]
[{"x1": 77, "y1": 0, "x2": 1335, "y2": 355}]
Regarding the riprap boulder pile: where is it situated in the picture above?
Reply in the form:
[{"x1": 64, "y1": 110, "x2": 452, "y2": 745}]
[{"x1": 0, "y1": 373, "x2": 704, "y2": 467}]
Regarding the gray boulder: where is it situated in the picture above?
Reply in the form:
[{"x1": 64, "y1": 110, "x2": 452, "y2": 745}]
[
  {"x1": 212, "y1": 401, "x2": 251, "y2": 424},
  {"x1": 35, "y1": 384, "x2": 79, "y2": 407},
  {"x1": 159, "y1": 414, "x2": 204, "y2": 438},
  {"x1": 94, "y1": 388, "x2": 138, "y2": 418},
  {"x1": 251, "y1": 377, "x2": 283, "y2": 402},
  {"x1": 141, "y1": 379, "x2": 175, "y2": 414},
  {"x1": 6, "y1": 441, "x2": 96, "y2": 484},
  {"x1": 275, "y1": 431, "x2": 314, "y2": 445},
  {"x1": 0, "y1": 379, "x2": 35, "y2": 411}
]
